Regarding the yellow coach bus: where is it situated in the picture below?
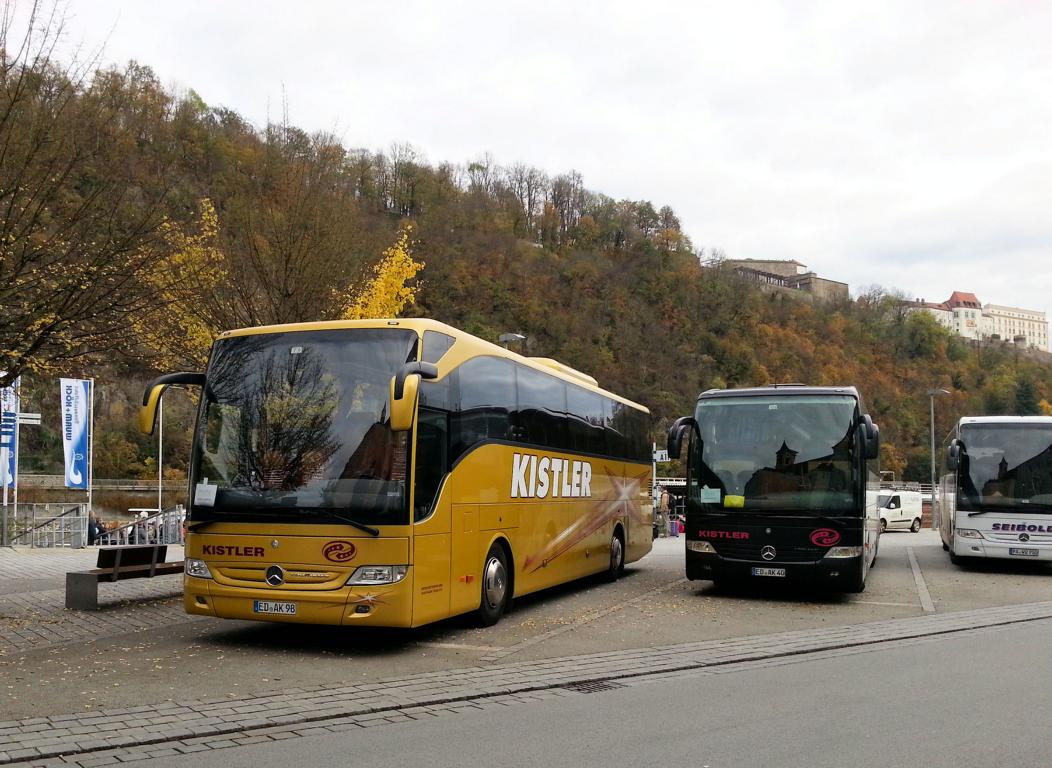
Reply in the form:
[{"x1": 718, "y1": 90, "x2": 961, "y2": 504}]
[{"x1": 140, "y1": 319, "x2": 652, "y2": 627}]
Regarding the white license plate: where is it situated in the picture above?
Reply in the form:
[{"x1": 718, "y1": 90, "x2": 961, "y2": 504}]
[
  {"x1": 253, "y1": 600, "x2": 297, "y2": 615},
  {"x1": 751, "y1": 567, "x2": 786, "y2": 577},
  {"x1": 1009, "y1": 548, "x2": 1039, "y2": 558}
]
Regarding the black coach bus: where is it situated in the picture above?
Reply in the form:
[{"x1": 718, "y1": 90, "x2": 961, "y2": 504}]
[{"x1": 667, "y1": 385, "x2": 881, "y2": 592}]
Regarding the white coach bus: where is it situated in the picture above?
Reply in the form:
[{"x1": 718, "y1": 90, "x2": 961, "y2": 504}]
[{"x1": 936, "y1": 416, "x2": 1052, "y2": 565}]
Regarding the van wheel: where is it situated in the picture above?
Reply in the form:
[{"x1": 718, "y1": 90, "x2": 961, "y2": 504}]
[
  {"x1": 880, "y1": 519, "x2": 887, "y2": 533},
  {"x1": 475, "y1": 544, "x2": 509, "y2": 627},
  {"x1": 910, "y1": 518, "x2": 922, "y2": 533},
  {"x1": 604, "y1": 529, "x2": 625, "y2": 582}
]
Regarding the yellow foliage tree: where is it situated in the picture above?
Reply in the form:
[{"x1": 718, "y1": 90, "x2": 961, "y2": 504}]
[
  {"x1": 339, "y1": 225, "x2": 424, "y2": 319},
  {"x1": 1040, "y1": 399, "x2": 1052, "y2": 416},
  {"x1": 133, "y1": 199, "x2": 229, "y2": 368}
]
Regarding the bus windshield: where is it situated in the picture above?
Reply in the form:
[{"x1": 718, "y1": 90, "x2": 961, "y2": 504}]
[
  {"x1": 690, "y1": 394, "x2": 859, "y2": 513},
  {"x1": 958, "y1": 424, "x2": 1052, "y2": 512},
  {"x1": 190, "y1": 328, "x2": 418, "y2": 525}
]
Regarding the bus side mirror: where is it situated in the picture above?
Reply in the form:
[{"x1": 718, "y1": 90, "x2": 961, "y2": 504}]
[
  {"x1": 948, "y1": 439, "x2": 962, "y2": 471},
  {"x1": 667, "y1": 416, "x2": 696, "y2": 460},
  {"x1": 139, "y1": 372, "x2": 205, "y2": 435},
  {"x1": 390, "y1": 362, "x2": 439, "y2": 432},
  {"x1": 861, "y1": 414, "x2": 879, "y2": 461}
]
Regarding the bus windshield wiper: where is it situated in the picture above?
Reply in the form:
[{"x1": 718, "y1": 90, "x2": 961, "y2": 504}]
[{"x1": 307, "y1": 508, "x2": 380, "y2": 537}]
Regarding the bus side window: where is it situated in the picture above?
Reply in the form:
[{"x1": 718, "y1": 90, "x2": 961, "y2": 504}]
[
  {"x1": 608, "y1": 401, "x2": 630, "y2": 459},
  {"x1": 414, "y1": 407, "x2": 448, "y2": 521},
  {"x1": 451, "y1": 357, "x2": 514, "y2": 457},
  {"x1": 514, "y1": 365, "x2": 568, "y2": 450},
  {"x1": 566, "y1": 386, "x2": 606, "y2": 455},
  {"x1": 422, "y1": 331, "x2": 455, "y2": 365}
]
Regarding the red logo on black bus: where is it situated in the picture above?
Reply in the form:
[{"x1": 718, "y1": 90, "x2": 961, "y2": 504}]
[
  {"x1": 810, "y1": 528, "x2": 840, "y2": 547},
  {"x1": 323, "y1": 541, "x2": 357, "y2": 562}
]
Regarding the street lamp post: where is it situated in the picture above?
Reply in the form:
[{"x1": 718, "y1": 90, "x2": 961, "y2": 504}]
[
  {"x1": 157, "y1": 396, "x2": 163, "y2": 514},
  {"x1": 928, "y1": 388, "x2": 950, "y2": 515}
]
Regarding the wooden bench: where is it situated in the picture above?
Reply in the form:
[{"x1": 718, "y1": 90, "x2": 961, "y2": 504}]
[{"x1": 65, "y1": 545, "x2": 184, "y2": 610}]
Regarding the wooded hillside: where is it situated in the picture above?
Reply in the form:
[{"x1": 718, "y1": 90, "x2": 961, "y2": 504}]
[{"x1": 4, "y1": 13, "x2": 1051, "y2": 484}]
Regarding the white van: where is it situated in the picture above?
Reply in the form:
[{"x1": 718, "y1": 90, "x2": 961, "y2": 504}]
[{"x1": 878, "y1": 490, "x2": 923, "y2": 532}]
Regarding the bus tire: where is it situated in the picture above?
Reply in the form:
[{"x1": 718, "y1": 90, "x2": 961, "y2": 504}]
[
  {"x1": 910, "y1": 518, "x2": 922, "y2": 533},
  {"x1": 475, "y1": 543, "x2": 510, "y2": 627},
  {"x1": 941, "y1": 540, "x2": 949, "y2": 551},
  {"x1": 948, "y1": 551, "x2": 963, "y2": 567},
  {"x1": 604, "y1": 528, "x2": 625, "y2": 582}
]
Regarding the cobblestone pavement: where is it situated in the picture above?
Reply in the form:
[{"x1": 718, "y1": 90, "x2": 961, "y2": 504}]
[
  {"x1": 0, "y1": 548, "x2": 184, "y2": 584},
  {"x1": 0, "y1": 547, "x2": 190, "y2": 653},
  {"x1": 3, "y1": 599, "x2": 1051, "y2": 766}
]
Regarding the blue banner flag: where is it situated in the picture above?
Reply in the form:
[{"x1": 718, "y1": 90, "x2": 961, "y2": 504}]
[
  {"x1": 0, "y1": 376, "x2": 19, "y2": 489},
  {"x1": 61, "y1": 378, "x2": 90, "y2": 490}
]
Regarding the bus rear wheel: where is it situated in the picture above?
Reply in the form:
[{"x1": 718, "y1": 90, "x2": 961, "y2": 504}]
[
  {"x1": 603, "y1": 530, "x2": 625, "y2": 582},
  {"x1": 475, "y1": 544, "x2": 509, "y2": 627}
]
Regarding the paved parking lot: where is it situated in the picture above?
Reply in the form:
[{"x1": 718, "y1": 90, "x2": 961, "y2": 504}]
[{"x1": 2, "y1": 528, "x2": 1049, "y2": 732}]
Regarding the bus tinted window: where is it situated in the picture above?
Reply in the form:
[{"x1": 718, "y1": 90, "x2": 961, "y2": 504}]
[
  {"x1": 514, "y1": 365, "x2": 568, "y2": 449},
  {"x1": 414, "y1": 407, "x2": 448, "y2": 521},
  {"x1": 566, "y1": 385, "x2": 607, "y2": 455},
  {"x1": 422, "y1": 331, "x2": 455, "y2": 364},
  {"x1": 452, "y1": 357, "x2": 514, "y2": 457}
]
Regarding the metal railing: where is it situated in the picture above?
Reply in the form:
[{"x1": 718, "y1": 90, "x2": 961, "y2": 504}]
[
  {"x1": 17, "y1": 474, "x2": 184, "y2": 492},
  {"x1": 98, "y1": 505, "x2": 186, "y2": 546},
  {"x1": 6, "y1": 503, "x2": 87, "y2": 548}
]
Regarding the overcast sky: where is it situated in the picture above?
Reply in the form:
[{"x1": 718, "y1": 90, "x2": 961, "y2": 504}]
[{"x1": 45, "y1": 0, "x2": 1052, "y2": 335}]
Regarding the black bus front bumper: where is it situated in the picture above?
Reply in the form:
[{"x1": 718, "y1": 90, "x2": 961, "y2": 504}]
[{"x1": 686, "y1": 549, "x2": 862, "y2": 588}]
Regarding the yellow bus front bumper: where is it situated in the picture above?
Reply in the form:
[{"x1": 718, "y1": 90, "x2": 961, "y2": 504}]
[{"x1": 185, "y1": 572, "x2": 415, "y2": 628}]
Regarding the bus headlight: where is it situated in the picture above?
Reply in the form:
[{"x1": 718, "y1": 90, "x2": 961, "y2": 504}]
[
  {"x1": 346, "y1": 565, "x2": 408, "y2": 585},
  {"x1": 687, "y1": 541, "x2": 717, "y2": 554},
  {"x1": 823, "y1": 546, "x2": 862, "y2": 559},
  {"x1": 185, "y1": 558, "x2": 213, "y2": 579},
  {"x1": 955, "y1": 528, "x2": 985, "y2": 539}
]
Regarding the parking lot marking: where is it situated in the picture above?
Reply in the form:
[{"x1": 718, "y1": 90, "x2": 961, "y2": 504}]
[
  {"x1": 851, "y1": 600, "x2": 918, "y2": 608},
  {"x1": 416, "y1": 642, "x2": 504, "y2": 652},
  {"x1": 478, "y1": 578, "x2": 688, "y2": 663},
  {"x1": 907, "y1": 547, "x2": 936, "y2": 613}
]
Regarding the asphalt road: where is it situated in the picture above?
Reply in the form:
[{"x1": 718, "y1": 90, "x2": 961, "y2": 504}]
[
  {"x1": 151, "y1": 617, "x2": 1052, "y2": 768},
  {"x1": 2, "y1": 529, "x2": 1050, "y2": 719}
]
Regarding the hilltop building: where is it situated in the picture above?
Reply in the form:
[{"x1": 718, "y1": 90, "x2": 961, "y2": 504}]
[
  {"x1": 722, "y1": 259, "x2": 850, "y2": 304},
  {"x1": 906, "y1": 292, "x2": 1049, "y2": 350}
]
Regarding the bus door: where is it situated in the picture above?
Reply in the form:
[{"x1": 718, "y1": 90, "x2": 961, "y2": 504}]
[{"x1": 411, "y1": 407, "x2": 453, "y2": 626}]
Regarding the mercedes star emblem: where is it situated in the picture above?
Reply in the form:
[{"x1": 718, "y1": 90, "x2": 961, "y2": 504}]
[
  {"x1": 265, "y1": 565, "x2": 285, "y2": 586},
  {"x1": 761, "y1": 545, "x2": 777, "y2": 561},
  {"x1": 1019, "y1": 533, "x2": 1030, "y2": 543}
]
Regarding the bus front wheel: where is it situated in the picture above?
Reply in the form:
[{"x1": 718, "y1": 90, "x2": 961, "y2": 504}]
[{"x1": 476, "y1": 544, "x2": 510, "y2": 627}]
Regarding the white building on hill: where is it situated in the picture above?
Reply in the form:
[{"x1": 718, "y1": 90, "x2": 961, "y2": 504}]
[{"x1": 905, "y1": 292, "x2": 1049, "y2": 350}]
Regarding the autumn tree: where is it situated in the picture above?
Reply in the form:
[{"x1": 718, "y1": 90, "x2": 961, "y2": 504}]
[
  {"x1": 337, "y1": 225, "x2": 424, "y2": 319},
  {"x1": 0, "y1": 3, "x2": 181, "y2": 385},
  {"x1": 214, "y1": 121, "x2": 371, "y2": 327},
  {"x1": 131, "y1": 199, "x2": 228, "y2": 368}
]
